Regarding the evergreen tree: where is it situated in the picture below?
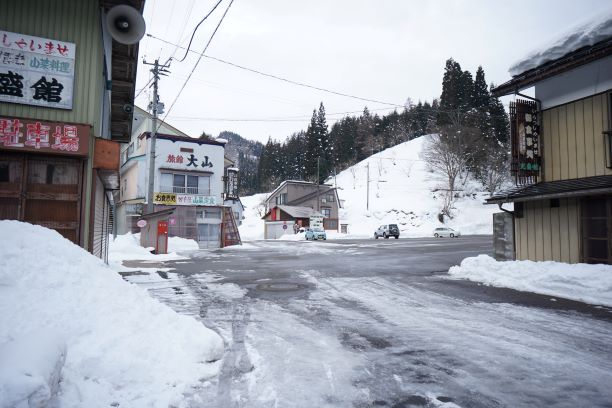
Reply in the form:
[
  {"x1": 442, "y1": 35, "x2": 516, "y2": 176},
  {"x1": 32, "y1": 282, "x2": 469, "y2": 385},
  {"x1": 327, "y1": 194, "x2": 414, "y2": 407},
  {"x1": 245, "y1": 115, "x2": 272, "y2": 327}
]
[{"x1": 304, "y1": 109, "x2": 320, "y2": 181}]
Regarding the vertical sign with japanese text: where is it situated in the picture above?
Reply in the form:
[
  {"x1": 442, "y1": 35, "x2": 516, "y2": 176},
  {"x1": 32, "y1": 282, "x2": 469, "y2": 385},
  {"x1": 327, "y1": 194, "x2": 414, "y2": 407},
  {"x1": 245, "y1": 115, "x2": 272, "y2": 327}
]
[
  {"x1": 0, "y1": 30, "x2": 75, "y2": 110},
  {"x1": 225, "y1": 168, "x2": 239, "y2": 200},
  {"x1": 510, "y1": 99, "x2": 540, "y2": 185}
]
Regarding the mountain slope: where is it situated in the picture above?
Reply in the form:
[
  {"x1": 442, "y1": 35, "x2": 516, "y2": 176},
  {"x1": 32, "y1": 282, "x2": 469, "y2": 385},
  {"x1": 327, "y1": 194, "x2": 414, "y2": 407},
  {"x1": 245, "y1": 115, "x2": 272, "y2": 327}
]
[
  {"x1": 239, "y1": 135, "x2": 500, "y2": 239},
  {"x1": 333, "y1": 135, "x2": 499, "y2": 237}
]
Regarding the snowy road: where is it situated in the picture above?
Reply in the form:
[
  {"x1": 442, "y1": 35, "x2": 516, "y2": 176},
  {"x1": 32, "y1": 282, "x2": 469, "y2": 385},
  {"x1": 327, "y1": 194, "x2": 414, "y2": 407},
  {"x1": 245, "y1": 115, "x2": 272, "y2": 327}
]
[{"x1": 125, "y1": 236, "x2": 612, "y2": 408}]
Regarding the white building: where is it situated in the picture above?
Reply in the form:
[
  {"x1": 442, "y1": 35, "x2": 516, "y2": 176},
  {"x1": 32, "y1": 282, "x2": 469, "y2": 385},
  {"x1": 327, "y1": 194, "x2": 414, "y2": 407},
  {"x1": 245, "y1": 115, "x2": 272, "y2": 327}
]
[{"x1": 117, "y1": 107, "x2": 240, "y2": 248}]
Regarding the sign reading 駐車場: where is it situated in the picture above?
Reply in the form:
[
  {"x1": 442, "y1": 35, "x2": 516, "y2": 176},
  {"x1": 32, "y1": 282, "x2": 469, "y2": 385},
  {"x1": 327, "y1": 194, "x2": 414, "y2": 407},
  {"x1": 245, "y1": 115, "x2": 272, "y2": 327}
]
[
  {"x1": 0, "y1": 116, "x2": 90, "y2": 156},
  {"x1": 0, "y1": 31, "x2": 76, "y2": 110}
]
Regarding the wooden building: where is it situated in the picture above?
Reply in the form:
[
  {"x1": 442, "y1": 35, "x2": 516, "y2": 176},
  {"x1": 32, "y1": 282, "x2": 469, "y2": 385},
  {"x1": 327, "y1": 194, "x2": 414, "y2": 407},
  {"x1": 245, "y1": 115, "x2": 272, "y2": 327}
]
[
  {"x1": 264, "y1": 180, "x2": 341, "y2": 231},
  {"x1": 0, "y1": 0, "x2": 144, "y2": 261},
  {"x1": 488, "y1": 18, "x2": 612, "y2": 264}
]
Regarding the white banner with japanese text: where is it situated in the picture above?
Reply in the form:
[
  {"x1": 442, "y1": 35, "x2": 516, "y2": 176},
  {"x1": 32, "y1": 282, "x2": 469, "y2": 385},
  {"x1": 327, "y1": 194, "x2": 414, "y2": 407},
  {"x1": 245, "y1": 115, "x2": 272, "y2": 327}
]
[{"x1": 0, "y1": 31, "x2": 75, "y2": 110}]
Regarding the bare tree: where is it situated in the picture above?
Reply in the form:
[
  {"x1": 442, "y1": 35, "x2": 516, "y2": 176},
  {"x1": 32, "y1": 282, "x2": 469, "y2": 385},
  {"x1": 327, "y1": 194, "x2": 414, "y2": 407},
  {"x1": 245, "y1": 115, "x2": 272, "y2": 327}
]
[
  {"x1": 480, "y1": 143, "x2": 510, "y2": 195},
  {"x1": 421, "y1": 125, "x2": 479, "y2": 219}
]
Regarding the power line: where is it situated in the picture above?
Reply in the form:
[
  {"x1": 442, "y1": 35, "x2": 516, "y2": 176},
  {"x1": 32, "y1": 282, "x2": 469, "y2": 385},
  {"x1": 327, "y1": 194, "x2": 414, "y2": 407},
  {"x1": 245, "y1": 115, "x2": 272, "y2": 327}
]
[
  {"x1": 158, "y1": 0, "x2": 235, "y2": 132},
  {"x1": 175, "y1": 0, "x2": 224, "y2": 62},
  {"x1": 146, "y1": 33, "x2": 405, "y2": 108}
]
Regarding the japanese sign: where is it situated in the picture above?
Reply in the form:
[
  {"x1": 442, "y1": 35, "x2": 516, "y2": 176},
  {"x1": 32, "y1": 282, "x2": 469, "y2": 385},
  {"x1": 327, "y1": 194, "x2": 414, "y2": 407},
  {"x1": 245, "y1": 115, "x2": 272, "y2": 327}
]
[
  {"x1": 165, "y1": 153, "x2": 214, "y2": 168},
  {"x1": 0, "y1": 30, "x2": 75, "y2": 109},
  {"x1": 310, "y1": 215, "x2": 324, "y2": 229},
  {"x1": 510, "y1": 99, "x2": 540, "y2": 185},
  {"x1": 225, "y1": 168, "x2": 239, "y2": 199},
  {"x1": 154, "y1": 192, "x2": 217, "y2": 206},
  {"x1": 0, "y1": 116, "x2": 90, "y2": 156}
]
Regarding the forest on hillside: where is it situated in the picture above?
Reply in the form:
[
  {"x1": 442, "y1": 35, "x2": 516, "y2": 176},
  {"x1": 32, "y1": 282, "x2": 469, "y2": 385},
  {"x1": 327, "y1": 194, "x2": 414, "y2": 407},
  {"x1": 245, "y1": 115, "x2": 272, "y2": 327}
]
[{"x1": 220, "y1": 58, "x2": 510, "y2": 197}]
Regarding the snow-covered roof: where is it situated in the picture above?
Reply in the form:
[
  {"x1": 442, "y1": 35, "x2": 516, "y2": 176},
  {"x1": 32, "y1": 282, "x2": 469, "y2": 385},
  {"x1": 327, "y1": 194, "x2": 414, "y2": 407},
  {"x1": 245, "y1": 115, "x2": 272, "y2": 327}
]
[
  {"x1": 265, "y1": 205, "x2": 322, "y2": 219},
  {"x1": 509, "y1": 12, "x2": 612, "y2": 77}
]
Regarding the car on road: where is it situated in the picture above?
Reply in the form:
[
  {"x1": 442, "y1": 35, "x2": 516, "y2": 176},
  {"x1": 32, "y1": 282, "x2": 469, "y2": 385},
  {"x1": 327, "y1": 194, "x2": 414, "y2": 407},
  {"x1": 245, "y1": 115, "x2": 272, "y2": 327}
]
[
  {"x1": 305, "y1": 227, "x2": 327, "y2": 240},
  {"x1": 374, "y1": 224, "x2": 400, "y2": 239},
  {"x1": 433, "y1": 227, "x2": 461, "y2": 238}
]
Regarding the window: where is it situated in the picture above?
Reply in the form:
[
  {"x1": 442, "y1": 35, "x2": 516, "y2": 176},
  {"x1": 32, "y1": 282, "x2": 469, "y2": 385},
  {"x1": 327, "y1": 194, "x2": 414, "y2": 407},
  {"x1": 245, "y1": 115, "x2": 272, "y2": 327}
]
[
  {"x1": 275, "y1": 193, "x2": 287, "y2": 205},
  {"x1": 160, "y1": 172, "x2": 210, "y2": 195},
  {"x1": 326, "y1": 193, "x2": 334, "y2": 202},
  {"x1": 322, "y1": 208, "x2": 331, "y2": 218}
]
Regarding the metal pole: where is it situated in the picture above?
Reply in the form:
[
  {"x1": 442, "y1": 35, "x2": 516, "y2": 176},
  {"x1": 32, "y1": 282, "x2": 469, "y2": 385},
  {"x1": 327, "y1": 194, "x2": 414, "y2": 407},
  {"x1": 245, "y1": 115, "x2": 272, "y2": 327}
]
[
  {"x1": 317, "y1": 156, "x2": 320, "y2": 212},
  {"x1": 366, "y1": 162, "x2": 369, "y2": 211},
  {"x1": 146, "y1": 60, "x2": 160, "y2": 214}
]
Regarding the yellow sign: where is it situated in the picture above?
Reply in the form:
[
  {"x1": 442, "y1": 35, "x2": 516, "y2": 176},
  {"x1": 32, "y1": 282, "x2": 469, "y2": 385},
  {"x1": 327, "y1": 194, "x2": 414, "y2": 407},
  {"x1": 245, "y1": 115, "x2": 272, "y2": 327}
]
[{"x1": 153, "y1": 192, "x2": 176, "y2": 204}]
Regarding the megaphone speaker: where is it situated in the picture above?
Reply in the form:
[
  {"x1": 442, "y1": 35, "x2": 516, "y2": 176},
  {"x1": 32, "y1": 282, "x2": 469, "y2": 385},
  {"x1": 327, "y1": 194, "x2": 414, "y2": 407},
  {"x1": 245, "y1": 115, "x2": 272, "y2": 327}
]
[{"x1": 106, "y1": 5, "x2": 146, "y2": 45}]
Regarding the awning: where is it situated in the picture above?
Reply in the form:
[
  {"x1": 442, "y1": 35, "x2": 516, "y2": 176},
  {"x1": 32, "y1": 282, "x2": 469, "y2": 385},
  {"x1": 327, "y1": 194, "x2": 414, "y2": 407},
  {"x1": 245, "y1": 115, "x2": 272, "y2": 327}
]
[{"x1": 486, "y1": 176, "x2": 612, "y2": 204}]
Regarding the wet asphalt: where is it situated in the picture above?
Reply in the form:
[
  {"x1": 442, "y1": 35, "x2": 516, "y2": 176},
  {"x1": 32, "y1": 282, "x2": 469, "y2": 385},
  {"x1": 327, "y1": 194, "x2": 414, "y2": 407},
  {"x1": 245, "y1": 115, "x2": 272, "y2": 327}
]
[{"x1": 126, "y1": 235, "x2": 612, "y2": 407}]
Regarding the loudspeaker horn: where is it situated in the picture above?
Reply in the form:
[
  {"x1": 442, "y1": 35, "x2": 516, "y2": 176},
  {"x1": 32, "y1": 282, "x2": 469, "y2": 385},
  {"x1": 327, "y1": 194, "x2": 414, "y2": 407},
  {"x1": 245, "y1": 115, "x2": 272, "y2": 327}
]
[{"x1": 106, "y1": 5, "x2": 146, "y2": 45}]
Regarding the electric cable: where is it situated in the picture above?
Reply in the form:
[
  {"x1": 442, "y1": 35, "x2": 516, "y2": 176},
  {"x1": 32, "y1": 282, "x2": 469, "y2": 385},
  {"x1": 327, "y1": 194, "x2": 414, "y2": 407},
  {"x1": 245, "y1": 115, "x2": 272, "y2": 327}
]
[
  {"x1": 157, "y1": 0, "x2": 235, "y2": 133},
  {"x1": 146, "y1": 33, "x2": 405, "y2": 108},
  {"x1": 175, "y1": 0, "x2": 224, "y2": 63}
]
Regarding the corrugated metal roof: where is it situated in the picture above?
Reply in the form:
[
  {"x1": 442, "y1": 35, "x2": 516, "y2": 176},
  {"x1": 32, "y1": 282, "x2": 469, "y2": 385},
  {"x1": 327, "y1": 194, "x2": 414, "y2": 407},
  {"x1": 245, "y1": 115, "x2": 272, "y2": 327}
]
[{"x1": 486, "y1": 175, "x2": 612, "y2": 204}]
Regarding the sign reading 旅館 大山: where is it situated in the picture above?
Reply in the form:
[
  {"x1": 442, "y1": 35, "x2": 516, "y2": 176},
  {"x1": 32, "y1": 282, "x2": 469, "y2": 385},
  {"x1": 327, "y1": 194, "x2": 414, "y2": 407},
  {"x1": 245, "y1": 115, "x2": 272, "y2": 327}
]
[{"x1": 0, "y1": 30, "x2": 76, "y2": 110}]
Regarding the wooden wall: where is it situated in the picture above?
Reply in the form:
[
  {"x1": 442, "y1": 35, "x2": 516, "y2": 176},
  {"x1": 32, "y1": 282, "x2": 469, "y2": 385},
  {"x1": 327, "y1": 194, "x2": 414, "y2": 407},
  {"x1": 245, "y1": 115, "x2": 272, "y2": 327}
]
[
  {"x1": 515, "y1": 198, "x2": 580, "y2": 263},
  {"x1": 541, "y1": 92, "x2": 610, "y2": 181}
]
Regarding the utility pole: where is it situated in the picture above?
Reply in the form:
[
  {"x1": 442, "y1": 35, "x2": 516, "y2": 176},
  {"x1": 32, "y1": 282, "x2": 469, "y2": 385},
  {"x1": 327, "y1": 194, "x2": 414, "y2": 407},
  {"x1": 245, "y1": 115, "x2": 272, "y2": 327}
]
[
  {"x1": 143, "y1": 58, "x2": 170, "y2": 214},
  {"x1": 366, "y1": 162, "x2": 370, "y2": 211},
  {"x1": 317, "y1": 156, "x2": 320, "y2": 212}
]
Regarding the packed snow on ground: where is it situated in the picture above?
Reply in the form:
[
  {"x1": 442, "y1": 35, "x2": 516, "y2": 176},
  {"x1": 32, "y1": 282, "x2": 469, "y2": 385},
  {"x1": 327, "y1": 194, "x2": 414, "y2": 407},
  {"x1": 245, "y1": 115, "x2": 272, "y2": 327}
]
[
  {"x1": 238, "y1": 193, "x2": 268, "y2": 240},
  {"x1": 509, "y1": 11, "x2": 612, "y2": 76},
  {"x1": 0, "y1": 220, "x2": 223, "y2": 407},
  {"x1": 108, "y1": 231, "x2": 198, "y2": 265},
  {"x1": 240, "y1": 135, "x2": 500, "y2": 241},
  {"x1": 449, "y1": 255, "x2": 612, "y2": 307}
]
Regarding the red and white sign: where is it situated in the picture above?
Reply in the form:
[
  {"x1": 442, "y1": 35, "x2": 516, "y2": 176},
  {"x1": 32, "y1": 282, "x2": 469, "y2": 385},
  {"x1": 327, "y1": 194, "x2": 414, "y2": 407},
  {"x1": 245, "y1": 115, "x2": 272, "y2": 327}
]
[
  {"x1": 136, "y1": 219, "x2": 147, "y2": 228},
  {"x1": 0, "y1": 117, "x2": 89, "y2": 156}
]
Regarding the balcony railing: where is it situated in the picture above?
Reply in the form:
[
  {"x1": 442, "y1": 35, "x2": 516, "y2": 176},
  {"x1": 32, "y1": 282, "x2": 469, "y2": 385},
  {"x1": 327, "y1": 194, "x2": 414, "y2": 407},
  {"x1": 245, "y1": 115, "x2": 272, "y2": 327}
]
[{"x1": 160, "y1": 185, "x2": 210, "y2": 195}]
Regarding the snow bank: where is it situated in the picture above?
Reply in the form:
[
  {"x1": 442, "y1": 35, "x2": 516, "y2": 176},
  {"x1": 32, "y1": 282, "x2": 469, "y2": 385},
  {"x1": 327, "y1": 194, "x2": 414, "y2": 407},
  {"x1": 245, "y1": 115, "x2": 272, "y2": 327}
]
[
  {"x1": 449, "y1": 255, "x2": 612, "y2": 307},
  {"x1": 0, "y1": 220, "x2": 224, "y2": 407},
  {"x1": 0, "y1": 330, "x2": 66, "y2": 407},
  {"x1": 509, "y1": 12, "x2": 612, "y2": 76},
  {"x1": 238, "y1": 193, "x2": 268, "y2": 241},
  {"x1": 108, "y1": 232, "x2": 198, "y2": 263}
]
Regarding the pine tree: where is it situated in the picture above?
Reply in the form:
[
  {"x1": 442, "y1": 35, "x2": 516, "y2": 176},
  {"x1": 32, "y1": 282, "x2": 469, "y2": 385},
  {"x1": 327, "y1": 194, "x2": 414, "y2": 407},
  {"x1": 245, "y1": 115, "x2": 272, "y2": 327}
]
[{"x1": 304, "y1": 109, "x2": 319, "y2": 182}]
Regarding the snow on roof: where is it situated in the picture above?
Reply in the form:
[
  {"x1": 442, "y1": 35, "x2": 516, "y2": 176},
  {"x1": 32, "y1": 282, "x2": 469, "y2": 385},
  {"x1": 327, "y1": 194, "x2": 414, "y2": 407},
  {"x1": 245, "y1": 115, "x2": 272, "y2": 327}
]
[
  {"x1": 215, "y1": 138, "x2": 228, "y2": 144},
  {"x1": 509, "y1": 11, "x2": 612, "y2": 77}
]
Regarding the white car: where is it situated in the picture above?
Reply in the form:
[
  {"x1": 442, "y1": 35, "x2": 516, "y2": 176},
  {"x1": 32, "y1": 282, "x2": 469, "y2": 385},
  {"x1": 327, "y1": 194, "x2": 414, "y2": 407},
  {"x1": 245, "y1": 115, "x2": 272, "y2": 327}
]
[{"x1": 433, "y1": 227, "x2": 461, "y2": 238}]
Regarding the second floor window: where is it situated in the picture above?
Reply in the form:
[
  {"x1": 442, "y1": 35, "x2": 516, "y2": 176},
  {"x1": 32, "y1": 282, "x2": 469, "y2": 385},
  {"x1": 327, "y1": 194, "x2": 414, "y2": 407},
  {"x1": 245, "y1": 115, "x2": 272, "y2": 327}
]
[
  {"x1": 160, "y1": 172, "x2": 210, "y2": 195},
  {"x1": 275, "y1": 193, "x2": 287, "y2": 205}
]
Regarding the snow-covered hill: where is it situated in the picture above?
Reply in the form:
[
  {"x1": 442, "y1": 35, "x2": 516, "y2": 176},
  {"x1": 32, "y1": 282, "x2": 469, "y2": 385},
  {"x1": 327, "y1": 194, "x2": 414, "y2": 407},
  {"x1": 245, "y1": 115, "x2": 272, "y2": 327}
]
[{"x1": 240, "y1": 135, "x2": 500, "y2": 240}]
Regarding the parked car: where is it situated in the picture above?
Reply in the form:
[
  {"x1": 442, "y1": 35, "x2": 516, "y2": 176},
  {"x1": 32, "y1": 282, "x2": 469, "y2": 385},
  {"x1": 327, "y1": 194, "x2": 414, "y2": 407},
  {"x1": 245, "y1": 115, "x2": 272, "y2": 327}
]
[
  {"x1": 374, "y1": 224, "x2": 400, "y2": 239},
  {"x1": 305, "y1": 227, "x2": 327, "y2": 240},
  {"x1": 433, "y1": 227, "x2": 461, "y2": 238}
]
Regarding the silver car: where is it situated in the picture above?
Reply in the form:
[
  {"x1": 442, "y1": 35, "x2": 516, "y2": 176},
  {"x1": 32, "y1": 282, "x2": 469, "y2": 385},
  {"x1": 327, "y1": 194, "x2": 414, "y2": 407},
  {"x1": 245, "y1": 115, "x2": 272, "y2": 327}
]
[{"x1": 433, "y1": 227, "x2": 461, "y2": 238}]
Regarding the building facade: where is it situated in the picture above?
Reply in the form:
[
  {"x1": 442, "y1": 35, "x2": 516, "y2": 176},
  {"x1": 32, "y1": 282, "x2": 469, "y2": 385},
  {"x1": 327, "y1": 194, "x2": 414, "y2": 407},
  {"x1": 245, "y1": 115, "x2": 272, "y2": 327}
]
[
  {"x1": 489, "y1": 20, "x2": 612, "y2": 264},
  {"x1": 118, "y1": 126, "x2": 241, "y2": 248},
  {"x1": 0, "y1": 0, "x2": 143, "y2": 261},
  {"x1": 264, "y1": 180, "x2": 341, "y2": 231}
]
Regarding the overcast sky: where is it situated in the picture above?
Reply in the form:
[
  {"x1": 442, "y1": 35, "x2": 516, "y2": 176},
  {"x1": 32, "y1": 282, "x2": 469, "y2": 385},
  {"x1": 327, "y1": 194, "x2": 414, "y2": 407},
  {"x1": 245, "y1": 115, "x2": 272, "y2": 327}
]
[{"x1": 133, "y1": 0, "x2": 612, "y2": 144}]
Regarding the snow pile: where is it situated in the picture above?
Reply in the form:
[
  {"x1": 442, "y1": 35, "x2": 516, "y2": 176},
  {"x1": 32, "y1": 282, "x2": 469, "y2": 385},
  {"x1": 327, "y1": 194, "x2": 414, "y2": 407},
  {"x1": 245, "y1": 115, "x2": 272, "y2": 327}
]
[
  {"x1": 238, "y1": 193, "x2": 268, "y2": 240},
  {"x1": 0, "y1": 330, "x2": 66, "y2": 407},
  {"x1": 108, "y1": 232, "x2": 198, "y2": 263},
  {"x1": 332, "y1": 135, "x2": 498, "y2": 238},
  {"x1": 509, "y1": 11, "x2": 612, "y2": 76},
  {"x1": 0, "y1": 220, "x2": 224, "y2": 407},
  {"x1": 449, "y1": 255, "x2": 612, "y2": 307}
]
